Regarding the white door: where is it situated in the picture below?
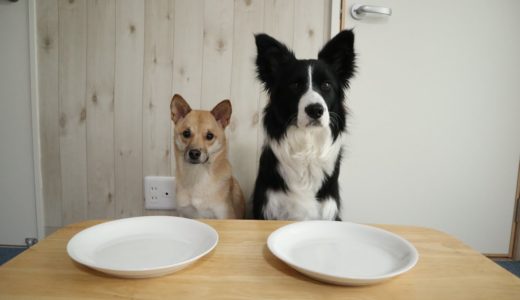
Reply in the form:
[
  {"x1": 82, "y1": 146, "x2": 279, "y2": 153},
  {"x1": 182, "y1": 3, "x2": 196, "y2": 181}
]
[
  {"x1": 0, "y1": 0, "x2": 39, "y2": 246},
  {"x1": 339, "y1": 0, "x2": 520, "y2": 255}
]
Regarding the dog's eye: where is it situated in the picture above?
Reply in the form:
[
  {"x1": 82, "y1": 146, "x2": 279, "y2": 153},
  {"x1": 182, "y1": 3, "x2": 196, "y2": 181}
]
[
  {"x1": 206, "y1": 132, "x2": 214, "y2": 140},
  {"x1": 321, "y1": 82, "x2": 332, "y2": 91},
  {"x1": 182, "y1": 129, "x2": 191, "y2": 138}
]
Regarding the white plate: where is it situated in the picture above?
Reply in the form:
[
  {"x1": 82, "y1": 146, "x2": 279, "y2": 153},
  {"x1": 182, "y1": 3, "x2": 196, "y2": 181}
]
[
  {"x1": 67, "y1": 216, "x2": 218, "y2": 278},
  {"x1": 267, "y1": 221, "x2": 418, "y2": 285}
]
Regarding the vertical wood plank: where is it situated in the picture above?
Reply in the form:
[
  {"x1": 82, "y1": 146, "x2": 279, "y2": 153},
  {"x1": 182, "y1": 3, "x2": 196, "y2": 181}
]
[
  {"x1": 171, "y1": 0, "x2": 204, "y2": 176},
  {"x1": 172, "y1": 0, "x2": 204, "y2": 105},
  {"x1": 143, "y1": 0, "x2": 173, "y2": 178},
  {"x1": 323, "y1": 0, "x2": 332, "y2": 40},
  {"x1": 330, "y1": 0, "x2": 341, "y2": 38},
  {"x1": 86, "y1": 0, "x2": 116, "y2": 219},
  {"x1": 36, "y1": 0, "x2": 62, "y2": 230},
  {"x1": 58, "y1": 0, "x2": 87, "y2": 225},
  {"x1": 263, "y1": 0, "x2": 295, "y2": 45},
  {"x1": 142, "y1": 0, "x2": 175, "y2": 216},
  {"x1": 229, "y1": 0, "x2": 264, "y2": 199},
  {"x1": 257, "y1": 0, "x2": 295, "y2": 158},
  {"x1": 201, "y1": 0, "x2": 234, "y2": 108},
  {"x1": 293, "y1": 0, "x2": 325, "y2": 58},
  {"x1": 114, "y1": 0, "x2": 144, "y2": 218}
]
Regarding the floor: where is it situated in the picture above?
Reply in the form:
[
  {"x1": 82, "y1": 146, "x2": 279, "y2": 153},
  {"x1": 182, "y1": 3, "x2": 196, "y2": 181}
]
[
  {"x1": 2, "y1": 246, "x2": 520, "y2": 278},
  {"x1": 0, "y1": 246, "x2": 26, "y2": 265},
  {"x1": 495, "y1": 260, "x2": 520, "y2": 277}
]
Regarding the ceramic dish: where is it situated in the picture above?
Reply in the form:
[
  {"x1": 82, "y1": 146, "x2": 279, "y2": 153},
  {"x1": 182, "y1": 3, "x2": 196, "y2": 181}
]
[
  {"x1": 67, "y1": 216, "x2": 218, "y2": 278},
  {"x1": 267, "y1": 221, "x2": 418, "y2": 285}
]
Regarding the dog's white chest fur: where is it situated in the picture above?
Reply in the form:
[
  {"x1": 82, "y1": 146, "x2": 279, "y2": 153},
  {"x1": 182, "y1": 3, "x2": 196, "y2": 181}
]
[
  {"x1": 264, "y1": 126, "x2": 342, "y2": 220},
  {"x1": 176, "y1": 166, "x2": 227, "y2": 219}
]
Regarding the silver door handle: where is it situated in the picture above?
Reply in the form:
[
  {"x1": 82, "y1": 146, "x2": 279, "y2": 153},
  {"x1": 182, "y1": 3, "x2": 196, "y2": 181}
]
[{"x1": 350, "y1": 4, "x2": 392, "y2": 20}]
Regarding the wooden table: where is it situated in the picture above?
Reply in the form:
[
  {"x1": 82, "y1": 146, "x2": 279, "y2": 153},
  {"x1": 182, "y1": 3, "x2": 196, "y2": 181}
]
[{"x1": 0, "y1": 220, "x2": 519, "y2": 299}]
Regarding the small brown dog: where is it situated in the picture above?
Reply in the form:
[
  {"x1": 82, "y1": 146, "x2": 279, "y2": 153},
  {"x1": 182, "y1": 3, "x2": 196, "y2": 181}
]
[{"x1": 170, "y1": 94, "x2": 245, "y2": 219}]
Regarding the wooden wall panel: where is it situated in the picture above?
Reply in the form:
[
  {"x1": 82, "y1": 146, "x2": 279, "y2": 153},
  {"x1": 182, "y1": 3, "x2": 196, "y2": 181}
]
[
  {"x1": 37, "y1": 0, "x2": 332, "y2": 228},
  {"x1": 201, "y1": 0, "x2": 234, "y2": 108},
  {"x1": 293, "y1": 0, "x2": 326, "y2": 58},
  {"x1": 86, "y1": 0, "x2": 116, "y2": 220},
  {"x1": 142, "y1": 0, "x2": 174, "y2": 178},
  {"x1": 172, "y1": 0, "x2": 204, "y2": 105},
  {"x1": 171, "y1": 0, "x2": 204, "y2": 175},
  {"x1": 114, "y1": 0, "x2": 145, "y2": 218},
  {"x1": 229, "y1": 0, "x2": 264, "y2": 199},
  {"x1": 323, "y1": 0, "x2": 332, "y2": 40},
  {"x1": 263, "y1": 0, "x2": 295, "y2": 45},
  {"x1": 142, "y1": 0, "x2": 175, "y2": 216},
  {"x1": 36, "y1": 0, "x2": 62, "y2": 230},
  {"x1": 58, "y1": 0, "x2": 87, "y2": 225}
]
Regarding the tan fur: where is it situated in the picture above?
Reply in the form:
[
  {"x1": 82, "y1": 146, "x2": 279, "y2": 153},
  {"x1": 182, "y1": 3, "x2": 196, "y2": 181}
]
[{"x1": 170, "y1": 94, "x2": 245, "y2": 219}]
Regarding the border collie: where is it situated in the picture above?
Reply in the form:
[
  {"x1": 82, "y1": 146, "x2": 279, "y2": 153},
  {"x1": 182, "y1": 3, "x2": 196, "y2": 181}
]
[{"x1": 252, "y1": 30, "x2": 356, "y2": 221}]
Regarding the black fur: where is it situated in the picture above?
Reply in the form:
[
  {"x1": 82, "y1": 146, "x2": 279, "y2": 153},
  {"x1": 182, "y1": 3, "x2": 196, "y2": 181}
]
[
  {"x1": 252, "y1": 146, "x2": 288, "y2": 220},
  {"x1": 252, "y1": 30, "x2": 356, "y2": 220},
  {"x1": 316, "y1": 151, "x2": 343, "y2": 221}
]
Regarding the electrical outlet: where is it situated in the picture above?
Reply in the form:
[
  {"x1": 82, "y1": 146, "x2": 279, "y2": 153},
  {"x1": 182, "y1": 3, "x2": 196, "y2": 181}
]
[{"x1": 144, "y1": 176, "x2": 176, "y2": 210}]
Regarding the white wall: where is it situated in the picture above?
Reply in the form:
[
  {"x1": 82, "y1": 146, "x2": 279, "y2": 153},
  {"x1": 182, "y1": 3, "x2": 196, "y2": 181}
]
[
  {"x1": 0, "y1": 0, "x2": 38, "y2": 245},
  {"x1": 340, "y1": 0, "x2": 520, "y2": 255}
]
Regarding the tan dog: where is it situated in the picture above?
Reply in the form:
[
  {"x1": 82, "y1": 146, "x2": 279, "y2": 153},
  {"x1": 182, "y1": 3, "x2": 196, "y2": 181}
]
[{"x1": 170, "y1": 94, "x2": 245, "y2": 219}]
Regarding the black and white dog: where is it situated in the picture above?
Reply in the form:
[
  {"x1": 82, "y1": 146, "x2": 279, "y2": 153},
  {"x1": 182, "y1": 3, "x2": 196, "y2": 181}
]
[{"x1": 252, "y1": 30, "x2": 356, "y2": 221}]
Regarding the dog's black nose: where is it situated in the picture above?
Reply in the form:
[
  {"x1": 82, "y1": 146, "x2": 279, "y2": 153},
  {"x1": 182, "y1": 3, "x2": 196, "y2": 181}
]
[
  {"x1": 305, "y1": 103, "x2": 324, "y2": 119},
  {"x1": 188, "y1": 149, "x2": 201, "y2": 160}
]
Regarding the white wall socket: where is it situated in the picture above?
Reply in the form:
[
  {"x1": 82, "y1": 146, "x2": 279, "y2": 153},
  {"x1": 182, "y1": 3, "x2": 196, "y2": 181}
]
[{"x1": 144, "y1": 176, "x2": 176, "y2": 210}]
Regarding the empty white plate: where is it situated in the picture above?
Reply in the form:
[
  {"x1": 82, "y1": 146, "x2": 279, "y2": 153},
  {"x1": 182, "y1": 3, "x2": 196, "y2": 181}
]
[
  {"x1": 67, "y1": 216, "x2": 218, "y2": 278},
  {"x1": 268, "y1": 221, "x2": 418, "y2": 285}
]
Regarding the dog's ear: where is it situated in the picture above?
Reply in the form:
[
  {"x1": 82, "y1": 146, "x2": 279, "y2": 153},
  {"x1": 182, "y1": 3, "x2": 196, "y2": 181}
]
[
  {"x1": 211, "y1": 100, "x2": 232, "y2": 129},
  {"x1": 318, "y1": 29, "x2": 356, "y2": 88},
  {"x1": 170, "y1": 94, "x2": 192, "y2": 123},
  {"x1": 255, "y1": 33, "x2": 295, "y2": 89}
]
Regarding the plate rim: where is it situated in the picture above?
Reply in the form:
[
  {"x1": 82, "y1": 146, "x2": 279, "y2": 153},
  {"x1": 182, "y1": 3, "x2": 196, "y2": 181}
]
[
  {"x1": 267, "y1": 221, "x2": 419, "y2": 283},
  {"x1": 66, "y1": 216, "x2": 219, "y2": 273}
]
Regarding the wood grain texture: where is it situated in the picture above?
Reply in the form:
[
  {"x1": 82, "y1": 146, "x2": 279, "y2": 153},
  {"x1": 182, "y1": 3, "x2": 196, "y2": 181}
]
[
  {"x1": 114, "y1": 0, "x2": 145, "y2": 218},
  {"x1": 293, "y1": 0, "x2": 326, "y2": 58},
  {"x1": 323, "y1": 0, "x2": 332, "y2": 40},
  {"x1": 172, "y1": 0, "x2": 204, "y2": 105},
  {"x1": 0, "y1": 220, "x2": 519, "y2": 299},
  {"x1": 201, "y1": 0, "x2": 234, "y2": 108},
  {"x1": 142, "y1": 0, "x2": 173, "y2": 178},
  {"x1": 86, "y1": 0, "x2": 116, "y2": 220},
  {"x1": 36, "y1": 0, "x2": 62, "y2": 228},
  {"x1": 263, "y1": 0, "x2": 295, "y2": 44},
  {"x1": 142, "y1": 0, "x2": 175, "y2": 217},
  {"x1": 329, "y1": 0, "x2": 341, "y2": 38},
  {"x1": 171, "y1": 0, "x2": 204, "y2": 176},
  {"x1": 58, "y1": 0, "x2": 88, "y2": 225},
  {"x1": 229, "y1": 0, "x2": 264, "y2": 200}
]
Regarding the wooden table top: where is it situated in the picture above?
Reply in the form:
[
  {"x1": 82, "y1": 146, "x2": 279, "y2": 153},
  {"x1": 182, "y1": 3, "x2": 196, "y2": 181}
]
[{"x1": 0, "y1": 219, "x2": 519, "y2": 299}]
